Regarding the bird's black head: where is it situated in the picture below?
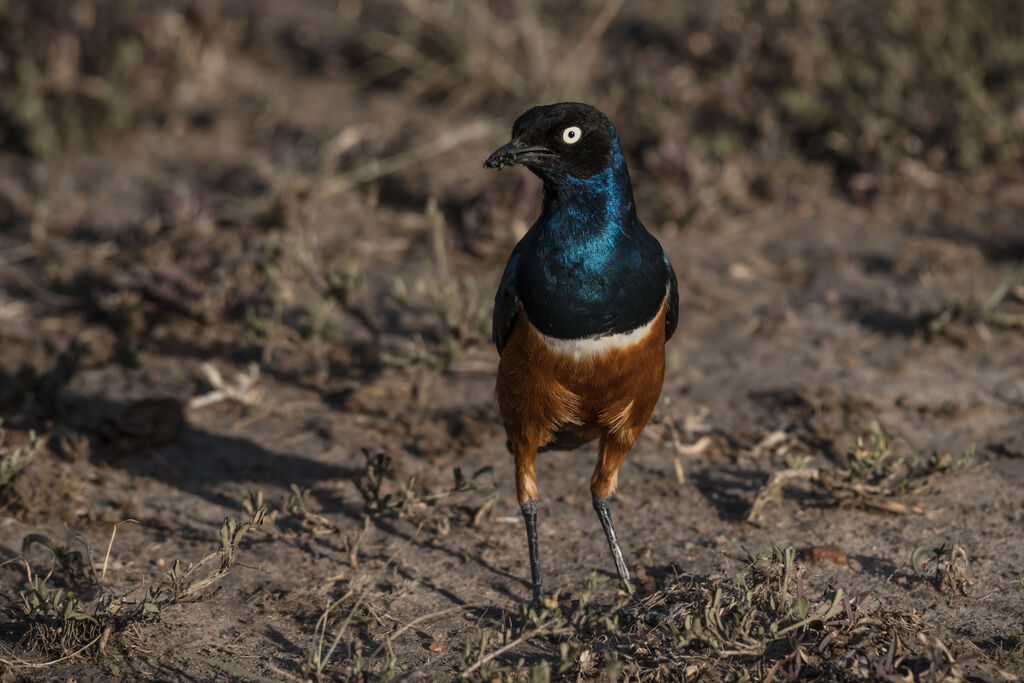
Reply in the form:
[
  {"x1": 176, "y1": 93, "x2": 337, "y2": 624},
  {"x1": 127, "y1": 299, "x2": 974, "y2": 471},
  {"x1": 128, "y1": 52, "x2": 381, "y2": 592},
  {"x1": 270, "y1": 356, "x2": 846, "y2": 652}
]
[{"x1": 484, "y1": 102, "x2": 616, "y2": 181}]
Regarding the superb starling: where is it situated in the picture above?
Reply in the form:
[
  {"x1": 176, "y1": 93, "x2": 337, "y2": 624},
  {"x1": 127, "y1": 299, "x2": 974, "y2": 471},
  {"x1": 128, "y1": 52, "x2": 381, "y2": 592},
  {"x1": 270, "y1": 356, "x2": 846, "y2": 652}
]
[{"x1": 485, "y1": 102, "x2": 678, "y2": 601}]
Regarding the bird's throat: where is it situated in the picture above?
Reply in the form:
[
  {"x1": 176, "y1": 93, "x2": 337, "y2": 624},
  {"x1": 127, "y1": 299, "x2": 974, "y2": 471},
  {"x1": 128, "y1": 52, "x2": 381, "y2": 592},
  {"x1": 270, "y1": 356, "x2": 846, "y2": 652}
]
[{"x1": 539, "y1": 153, "x2": 637, "y2": 241}]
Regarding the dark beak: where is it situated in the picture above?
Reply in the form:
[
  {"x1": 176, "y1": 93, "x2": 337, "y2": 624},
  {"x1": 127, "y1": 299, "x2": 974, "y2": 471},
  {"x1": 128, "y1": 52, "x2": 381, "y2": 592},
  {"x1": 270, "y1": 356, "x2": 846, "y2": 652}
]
[{"x1": 484, "y1": 138, "x2": 555, "y2": 170}]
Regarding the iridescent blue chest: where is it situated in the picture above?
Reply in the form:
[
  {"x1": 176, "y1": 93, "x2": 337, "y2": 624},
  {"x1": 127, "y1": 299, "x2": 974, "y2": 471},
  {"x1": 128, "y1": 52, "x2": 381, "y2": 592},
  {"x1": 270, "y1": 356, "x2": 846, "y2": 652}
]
[
  {"x1": 514, "y1": 151, "x2": 668, "y2": 340},
  {"x1": 492, "y1": 135, "x2": 678, "y2": 351}
]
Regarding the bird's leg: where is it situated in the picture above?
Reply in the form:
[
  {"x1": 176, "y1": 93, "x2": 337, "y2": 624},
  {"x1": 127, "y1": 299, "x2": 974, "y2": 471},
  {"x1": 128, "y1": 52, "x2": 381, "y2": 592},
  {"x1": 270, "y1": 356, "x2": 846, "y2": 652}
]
[
  {"x1": 521, "y1": 499, "x2": 542, "y2": 603},
  {"x1": 514, "y1": 439, "x2": 543, "y2": 602},
  {"x1": 591, "y1": 437, "x2": 634, "y2": 594},
  {"x1": 592, "y1": 494, "x2": 631, "y2": 592}
]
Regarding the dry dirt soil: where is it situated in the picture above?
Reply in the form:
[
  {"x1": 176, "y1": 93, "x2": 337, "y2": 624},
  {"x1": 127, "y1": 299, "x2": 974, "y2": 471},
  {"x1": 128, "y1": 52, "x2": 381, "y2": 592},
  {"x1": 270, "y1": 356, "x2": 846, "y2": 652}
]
[{"x1": 0, "y1": 1, "x2": 1023, "y2": 681}]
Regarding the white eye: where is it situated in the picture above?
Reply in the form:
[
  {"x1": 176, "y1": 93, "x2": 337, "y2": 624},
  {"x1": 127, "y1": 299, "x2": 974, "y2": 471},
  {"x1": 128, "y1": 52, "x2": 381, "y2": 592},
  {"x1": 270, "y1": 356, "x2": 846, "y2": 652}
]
[{"x1": 562, "y1": 126, "x2": 582, "y2": 144}]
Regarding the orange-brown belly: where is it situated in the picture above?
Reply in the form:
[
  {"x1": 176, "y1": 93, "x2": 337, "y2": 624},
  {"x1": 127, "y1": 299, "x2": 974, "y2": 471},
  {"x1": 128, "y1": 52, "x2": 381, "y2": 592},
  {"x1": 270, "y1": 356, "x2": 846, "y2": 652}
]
[{"x1": 496, "y1": 301, "x2": 667, "y2": 452}]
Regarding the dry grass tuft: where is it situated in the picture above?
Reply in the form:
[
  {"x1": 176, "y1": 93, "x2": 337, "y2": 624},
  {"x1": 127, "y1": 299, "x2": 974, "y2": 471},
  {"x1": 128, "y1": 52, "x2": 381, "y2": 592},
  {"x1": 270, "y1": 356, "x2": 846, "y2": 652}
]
[
  {"x1": 1, "y1": 507, "x2": 265, "y2": 668},
  {"x1": 746, "y1": 421, "x2": 980, "y2": 526},
  {"x1": 912, "y1": 543, "x2": 973, "y2": 596},
  {"x1": 446, "y1": 547, "x2": 966, "y2": 681}
]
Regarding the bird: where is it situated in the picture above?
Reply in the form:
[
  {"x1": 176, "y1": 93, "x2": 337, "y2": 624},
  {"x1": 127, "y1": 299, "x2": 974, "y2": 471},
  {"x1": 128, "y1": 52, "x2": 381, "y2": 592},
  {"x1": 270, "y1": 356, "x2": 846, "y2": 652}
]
[{"x1": 484, "y1": 102, "x2": 678, "y2": 602}]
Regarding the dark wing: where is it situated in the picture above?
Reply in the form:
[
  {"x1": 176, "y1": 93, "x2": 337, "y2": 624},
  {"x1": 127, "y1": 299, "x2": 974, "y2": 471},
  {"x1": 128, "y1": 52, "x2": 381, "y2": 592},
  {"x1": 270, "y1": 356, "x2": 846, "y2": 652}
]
[
  {"x1": 663, "y1": 252, "x2": 679, "y2": 342},
  {"x1": 492, "y1": 244, "x2": 523, "y2": 354}
]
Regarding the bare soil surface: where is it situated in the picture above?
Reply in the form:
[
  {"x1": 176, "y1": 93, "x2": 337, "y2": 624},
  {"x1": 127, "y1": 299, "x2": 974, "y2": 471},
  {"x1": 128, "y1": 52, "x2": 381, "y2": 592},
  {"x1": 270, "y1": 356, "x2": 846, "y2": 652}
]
[{"x1": 0, "y1": 1, "x2": 1023, "y2": 680}]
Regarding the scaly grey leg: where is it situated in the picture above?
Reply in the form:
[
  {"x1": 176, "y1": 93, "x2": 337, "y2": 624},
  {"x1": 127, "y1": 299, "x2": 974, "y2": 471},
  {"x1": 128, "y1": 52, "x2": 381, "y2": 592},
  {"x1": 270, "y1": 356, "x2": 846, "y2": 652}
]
[
  {"x1": 521, "y1": 499, "x2": 543, "y2": 603},
  {"x1": 592, "y1": 494, "x2": 634, "y2": 594}
]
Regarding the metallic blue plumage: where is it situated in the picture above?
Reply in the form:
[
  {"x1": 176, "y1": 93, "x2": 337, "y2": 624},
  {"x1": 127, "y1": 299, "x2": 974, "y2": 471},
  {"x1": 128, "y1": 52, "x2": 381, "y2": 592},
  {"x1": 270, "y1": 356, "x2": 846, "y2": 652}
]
[{"x1": 493, "y1": 125, "x2": 676, "y2": 346}]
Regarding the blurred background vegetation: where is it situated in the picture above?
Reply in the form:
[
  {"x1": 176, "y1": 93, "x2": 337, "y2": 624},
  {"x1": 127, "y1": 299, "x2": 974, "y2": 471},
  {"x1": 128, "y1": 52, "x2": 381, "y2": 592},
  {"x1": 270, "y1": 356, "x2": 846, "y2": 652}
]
[
  {"x1": 1, "y1": 0, "x2": 1022, "y2": 385},
  {"x1": 2, "y1": 0, "x2": 1021, "y2": 190}
]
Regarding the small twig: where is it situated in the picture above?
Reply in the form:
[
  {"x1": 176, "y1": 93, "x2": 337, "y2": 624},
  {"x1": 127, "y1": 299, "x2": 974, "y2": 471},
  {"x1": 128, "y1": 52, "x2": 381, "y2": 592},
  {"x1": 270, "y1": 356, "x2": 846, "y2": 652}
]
[
  {"x1": 763, "y1": 646, "x2": 803, "y2": 683},
  {"x1": 101, "y1": 519, "x2": 140, "y2": 585},
  {"x1": 461, "y1": 622, "x2": 557, "y2": 676},
  {"x1": 346, "y1": 515, "x2": 373, "y2": 570},
  {"x1": 662, "y1": 419, "x2": 713, "y2": 486},
  {"x1": 472, "y1": 495, "x2": 497, "y2": 527},
  {"x1": 843, "y1": 496, "x2": 915, "y2": 515},
  {"x1": 189, "y1": 362, "x2": 264, "y2": 410},
  {"x1": 746, "y1": 468, "x2": 821, "y2": 527},
  {"x1": 321, "y1": 592, "x2": 369, "y2": 671},
  {"x1": 675, "y1": 435, "x2": 713, "y2": 456},
  {"x1": 100, "y1": 527, "x2": 115, "y2": 585}
]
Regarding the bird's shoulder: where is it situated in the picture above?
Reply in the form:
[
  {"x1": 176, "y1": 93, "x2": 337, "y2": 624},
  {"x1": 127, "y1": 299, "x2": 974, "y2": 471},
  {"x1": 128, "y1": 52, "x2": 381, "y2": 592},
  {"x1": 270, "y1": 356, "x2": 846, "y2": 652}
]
[{"x1": 492, "y1": 239, "x2": 525, "y2": 354}]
